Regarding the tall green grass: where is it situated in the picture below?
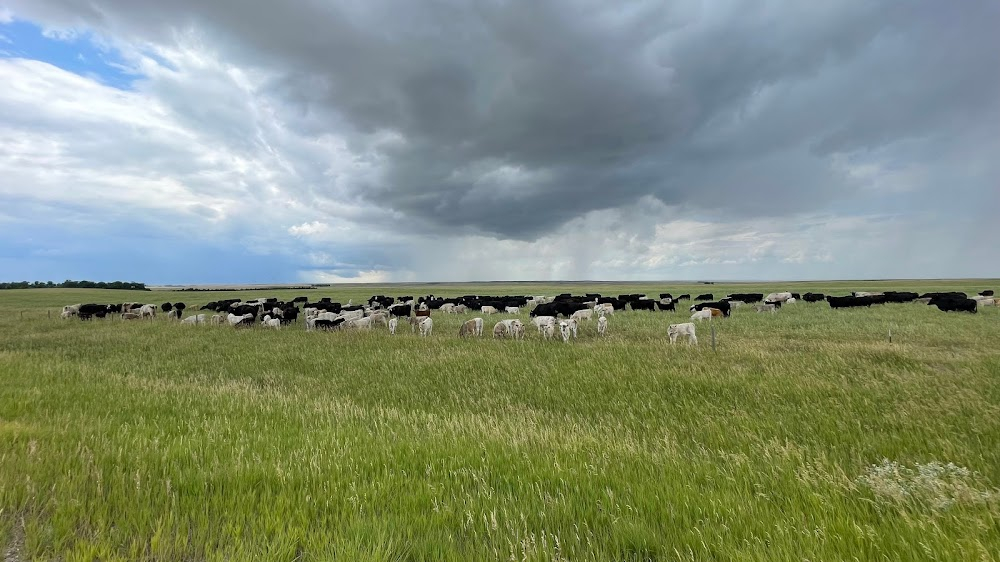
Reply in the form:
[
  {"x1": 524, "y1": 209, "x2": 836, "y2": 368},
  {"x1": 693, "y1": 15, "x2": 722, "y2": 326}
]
[{"x1": 1, "y1": 281, "x2": 999, "y2": 561}]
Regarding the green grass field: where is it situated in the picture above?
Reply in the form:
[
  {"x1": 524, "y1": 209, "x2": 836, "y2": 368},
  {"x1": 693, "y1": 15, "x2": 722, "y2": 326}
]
[{"x1": 2, "y1": 281, "x2": 999, "y2": 561}]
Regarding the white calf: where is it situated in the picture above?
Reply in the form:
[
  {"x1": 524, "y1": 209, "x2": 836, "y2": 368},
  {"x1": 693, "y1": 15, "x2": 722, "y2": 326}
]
[
  {"x1": 754, "y1": 303, "x2": 777, "y2": 314},
  {"x1": 474, "y1": 317, "x2": 484, "y2": 336},
  {"x1": 558, "y1": 321, "x2": 571, "y2": 342},
  {"x1": 594, "y1": 303, "x2": 615, "y2": 316},
  {"x1": 541, "y1": 323, "x2": 555, "y2": 339},
  {"x1": 504, "y1": 306, "x2": 520, "y2": 315},
  {"x1": 181, "y1": 314, "x2": 206, "y2": 325},
  {"x1": 532, "y1": 316, "x2": 557, "y2": 334},
  {"x1": 668, "y1": 323, "x2": 698, "y2": 345},
  {"x1": 419, "y1": 317, "x2": 433, "y2": 337},
  {"x1": 566, "y1": 318, "x2": 578, "y2": 338},
  {"x1": 597, "y1": 315, "x2": 608, "y2": 336},
  {"x1": 764, "y1": 292, "x2": 794, "y2": 303},
  {"x1": 439, "y1": 303, "x2": 456, "y2": 313},
  {"x1": 388, "y1": 317, "x2": 398, "y2": 335},
  {"x1": 510, "y1": 319, "x2": 525, "y2": 340},
  {"x1": 690, "y1": 309, "x2": 713, "y2": 321},
  {"x1": 139, "y1": 304, "x2": 156, "y2": 318},
  {"x1": 453, "y1": 304, "x2": 469, "y2": 314},
  {"x1": 210, "y1": 314, "x2": 225, "y2": 325},
  {"x1": 227, "y1": 313, "x2": 253, "y2": 326},
  {"x1": 570, "y1": 309, "x2": 592, "y2": 322},
  {"x1": 492, "y1": 322, "x2": 509, "y2": 338},
  {"x1": 785, "y1": 297, "x2": 797, "y2": 304},
  {"x1": 481, "y1": 306, "x2": 498, "y2": 315},
  {"x1": 261, "y1": 315, "x2": 281, "y2": 329}
]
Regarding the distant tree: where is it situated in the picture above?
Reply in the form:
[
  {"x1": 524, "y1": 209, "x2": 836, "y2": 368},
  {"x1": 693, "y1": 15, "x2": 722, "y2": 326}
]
[{"x1": 0, "y1": 280, "x2": 149, "y2": 290}]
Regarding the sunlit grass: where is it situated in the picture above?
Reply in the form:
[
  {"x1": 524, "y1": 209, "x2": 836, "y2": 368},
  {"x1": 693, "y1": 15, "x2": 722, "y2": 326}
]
[{"x1": 1, "y1": 281, "x2": 999, "y2": 561}]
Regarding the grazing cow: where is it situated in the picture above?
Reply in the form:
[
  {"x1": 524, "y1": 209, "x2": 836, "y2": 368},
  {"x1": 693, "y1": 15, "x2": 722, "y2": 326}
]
[
  {"x1": 210, "y1": 314, "x2": 225, "y2": 325},
  {"x1": 597, "y1": 316, "x2": 608, "y2": 336},
  {"x1": 504, "y1": 306, "x2": 520, "y2": 315},
  {"x1": 121, "y1": 312, "x2": 141, "y2": 320},
  {"x1": 566, "y1": 318, "x2": 578, "y2": 338},
  {"x1": 419, "y1": 317, "x2": 433, "y2": 337},
  {"x1": 161, "y1": 303, "x2": 173, "y2": 313},
  {"x1": 930, "y1": 296, "x2": 978, "y2": 313},
  {"x1": 181, "y1": 314, "x2": 206, "y2": 325},
  {"x1": 980, "y1": 290, "x2": 994, "y2": 297},
  {"x1": 571, "y1": 309, "x2": 593, "y2": 322},
  {"x1": 827, "y1": 295, "x2": 885, "y2": 309},
  {"x1": 802, "y1": 292, "x2": 826, "y2": 302},
  {"x1": 558, "y1": 321, "x2": 571, "y2": 342},
  {"x1": 695, "y1": 294, "x2": 713, "y2": 301},
  {"x1": 755, "y1": 303, "x2": 777, "y2": 314},
  {"x1": 492, "y1": 322, "x2": 509, "y2": 338},
  {"x1": 764, "y1": 292, "x2": 793, "y2": 303},
  {"x1": 690, "y1": 300, "x2": 732, "y2": 317},
  {"x1": 690, "y1": 309, "x2": 713, "y2": 321},
  {"x1": 261, "y1": 315, "x2": 281, "y2": 329},
  {"x1": 594, "y1": 303, "x2": 615, "y2": 316},
  {"x1": 667, "y1": 323, "x2": 697, "y2": 345},
  {"x1": 785, "y1": 298, "x2": 797, "y2": 304},
  {"x1": 532, "y1": 316, "x2": 557, "y2": 335},
  {"x1": 388, "y1": 317, "x2": 398, "y2": 335},
  {"x1": 630, "y1": 299, "x2": 656, "y2": 311},
  {"x1": 976, "y1": 298, "x2": 995, "y2": 307},
  {"x1": 709, "y1": 308, "x2": 724, "y2": 318},
  {"x1": 310, "y1": 318, "x2": 344, "y2": 331},
  {"x1": 655, "y1": 300, "x2": 676, "y2": 312},
  {"x1": 676, "y1": 294, "x2": 691, "y2": 301},
  {"x1": 139, "y1": 304, "x2": 156, "y2": 318},
  {"x1": 439, "y1": 303, "x2": 456, "y2": 313},
  {"x1": 458, "y1": 319, "x2": 478, "y2": 337},
  {"x1": 227, "y1": 313, "x2": 253, "y2": 326}
]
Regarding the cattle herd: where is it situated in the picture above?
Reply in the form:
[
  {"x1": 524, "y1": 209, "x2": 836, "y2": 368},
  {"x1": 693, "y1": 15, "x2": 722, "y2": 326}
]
[{"x1": 58, "y1": 289, "x2": 996, "y2": 345}]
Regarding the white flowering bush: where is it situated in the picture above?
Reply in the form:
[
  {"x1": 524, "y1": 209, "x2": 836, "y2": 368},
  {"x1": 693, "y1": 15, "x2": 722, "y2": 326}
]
[{"x1": 857, "y1": 459, "x2": 997, "y2": 512}]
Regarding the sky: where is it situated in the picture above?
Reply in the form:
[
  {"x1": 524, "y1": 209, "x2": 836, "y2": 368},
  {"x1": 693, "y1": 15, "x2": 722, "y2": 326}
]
[{"x1": 1, "y1": 1, "x2": 998, "y2": 284}]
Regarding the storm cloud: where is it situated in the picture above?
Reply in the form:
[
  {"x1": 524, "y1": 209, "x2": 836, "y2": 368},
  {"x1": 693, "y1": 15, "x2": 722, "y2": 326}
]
[{"x1": 2, "y1": 1, "x2": 999, "y2": 282}]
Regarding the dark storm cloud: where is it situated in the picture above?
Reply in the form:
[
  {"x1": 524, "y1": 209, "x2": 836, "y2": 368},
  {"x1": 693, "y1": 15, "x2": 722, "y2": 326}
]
[{"x1": 9, "y1": 0, "x2": 1000, "y2": 239}]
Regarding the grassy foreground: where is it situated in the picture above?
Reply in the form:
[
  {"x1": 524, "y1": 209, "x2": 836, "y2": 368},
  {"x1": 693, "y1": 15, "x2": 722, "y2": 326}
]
[{"x1": 1, "y1": 280, "x2": 999, "y2": 561}]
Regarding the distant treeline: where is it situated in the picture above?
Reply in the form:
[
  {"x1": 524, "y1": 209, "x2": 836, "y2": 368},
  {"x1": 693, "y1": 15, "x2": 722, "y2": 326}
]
[
  {"x1": 177, "y1": 286, "x2": 316, "y2": 292},
  {"x1": 0, "y1": 280, "x2": 149, "y2": 291}
]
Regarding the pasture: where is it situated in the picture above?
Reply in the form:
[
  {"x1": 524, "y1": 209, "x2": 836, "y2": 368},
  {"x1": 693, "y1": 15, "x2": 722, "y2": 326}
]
[{"x1": 1, "y1": 281, "x2": 999, "y2": 561}]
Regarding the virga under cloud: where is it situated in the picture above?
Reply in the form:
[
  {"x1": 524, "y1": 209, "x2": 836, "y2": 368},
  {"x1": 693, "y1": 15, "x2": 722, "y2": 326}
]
[{"x1": 1, "y1": 1, "x2": 998, "y2": 283}]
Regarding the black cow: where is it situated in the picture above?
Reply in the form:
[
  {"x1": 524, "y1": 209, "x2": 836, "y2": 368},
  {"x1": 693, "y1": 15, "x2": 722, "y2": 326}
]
[
  {"x1": 690, "y1": 300, "x2": 731, "y2": 317},
  {"x1": 656, "y1": 300, "x2": 676, "y2": 312},
  {"x1": 313, "y1": 318, "x2": 345, "y2": 330},
  {"x1": 929, "y1": 296, "x2": 977, "y2": 313},
  {"x1": 827, "y1": 295, "x2": 884, "y2": 308},
  {"x1": 979, "y1": 290, "x2": 994, "y2": 297},
  {"x1": 919, "y1": 292, "x2": 966, "y2": 300},
  {"x1": 161, "y1": 302, "x2": 173, "y2": 312},
  {"x1": 292, "y1": 296, "x2": 309, "y2": 303},
  {"x1": 630, "y1": 299, "x2": 656, "y2": 311},
  {"x1": 388, "y1": 304, "x2": 412, "y2": 317},
  {"x1": 802, "y1": 292, "x2": 825, "y2": 302},
  {"x1": 695, "y1": 294, "x2": 714, "y2": 301},
  {"x1": 882, "y1": 292, "x2": 918, "y2": 303},
  {"x1": 676, "y1": 294, "x2": 691, "y2": 301},
  {"x1": 659, "y1": 293, "x2": 673, "y2": 299},
  {"x1": 174, "y1": 302, "x2": 186, "y2": 314}
]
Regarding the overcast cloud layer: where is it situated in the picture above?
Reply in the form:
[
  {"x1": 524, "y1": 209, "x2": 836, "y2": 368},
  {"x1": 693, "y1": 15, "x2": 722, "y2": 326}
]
[{"x1": 1, "y1": 1, "x2": 998, "y2": 283}]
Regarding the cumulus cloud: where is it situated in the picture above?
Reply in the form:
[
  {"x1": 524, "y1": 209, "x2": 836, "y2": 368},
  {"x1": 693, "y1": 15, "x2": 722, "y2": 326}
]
[{"x1": 1, "y1": 0, "x2": 998, "y2": 282}]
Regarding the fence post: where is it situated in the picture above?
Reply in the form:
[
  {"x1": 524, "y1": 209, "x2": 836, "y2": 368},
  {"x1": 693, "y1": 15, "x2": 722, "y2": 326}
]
[
  {"x1": 888, "y1": 327, "x2": 892, "y2": 344},
  {"x1": 711, "y1": 321, "x2": 716, "y2": 352},
  {"x1": 48, "y1": 310, "x2": 51, "y2": 319}
]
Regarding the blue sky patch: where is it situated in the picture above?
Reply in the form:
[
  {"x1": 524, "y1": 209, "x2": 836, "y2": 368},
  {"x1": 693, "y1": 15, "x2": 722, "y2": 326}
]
[{"x1": 0, "y1": 18, "x2": 139, "y2": 90}]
